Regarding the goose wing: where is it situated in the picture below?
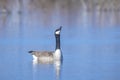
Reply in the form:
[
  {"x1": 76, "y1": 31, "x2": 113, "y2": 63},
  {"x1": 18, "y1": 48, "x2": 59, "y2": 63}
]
[{"x1": 29, "y1": 51, "x2": 54, "y2": 57}]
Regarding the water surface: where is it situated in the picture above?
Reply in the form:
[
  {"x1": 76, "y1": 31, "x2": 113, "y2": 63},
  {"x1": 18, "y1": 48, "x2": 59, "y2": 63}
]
[{"x1": 0, "y1": 26, "x2": 120, "y2": 80}]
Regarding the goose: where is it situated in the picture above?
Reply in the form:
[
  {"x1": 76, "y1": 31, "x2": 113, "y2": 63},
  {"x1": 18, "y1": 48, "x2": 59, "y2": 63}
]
[{"x1": 28, "y1": 26, "x2": 62, "y2": 63}]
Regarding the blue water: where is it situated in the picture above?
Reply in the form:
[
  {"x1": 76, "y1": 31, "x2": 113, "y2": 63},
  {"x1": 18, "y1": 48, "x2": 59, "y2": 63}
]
[{"x1": 0, "y1": 25, "x2": 120, "y2": 80}]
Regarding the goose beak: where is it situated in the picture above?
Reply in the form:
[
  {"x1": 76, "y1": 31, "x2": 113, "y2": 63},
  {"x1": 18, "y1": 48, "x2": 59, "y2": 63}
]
[
  {"x1": 55, "y1": 26, "x2": 62, "y2": 35},
  {"x1": 59, "y1": 26, "x2": 62, "y2": 31}
]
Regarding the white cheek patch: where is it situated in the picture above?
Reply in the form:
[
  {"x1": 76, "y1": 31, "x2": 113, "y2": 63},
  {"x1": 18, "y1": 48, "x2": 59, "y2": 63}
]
[{"x1": 55, "y1": 31, "x2": 60, "y2": 35}]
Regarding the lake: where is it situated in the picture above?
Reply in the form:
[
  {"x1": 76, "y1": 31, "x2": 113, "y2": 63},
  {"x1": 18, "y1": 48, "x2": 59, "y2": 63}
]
[{"x1": 0, "y1": 25, "x2": 120, "y2": 80}]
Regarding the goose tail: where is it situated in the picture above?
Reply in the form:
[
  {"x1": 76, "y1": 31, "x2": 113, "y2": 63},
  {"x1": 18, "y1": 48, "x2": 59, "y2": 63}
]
[{"x1": 28, "y1": 51, "x2": 34, "y2": 53}]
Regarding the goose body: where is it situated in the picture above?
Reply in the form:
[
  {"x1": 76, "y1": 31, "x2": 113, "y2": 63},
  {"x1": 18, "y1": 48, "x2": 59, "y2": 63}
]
[{"x1": 29, "y1": 26, "x2": 62, "y2": 63}]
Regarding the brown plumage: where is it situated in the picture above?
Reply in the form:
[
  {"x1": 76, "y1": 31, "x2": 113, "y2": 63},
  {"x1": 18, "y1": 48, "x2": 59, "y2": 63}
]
[
  {"x1": 29, "y1": 51, "x2": 54, "y2": 57},
  {"x1": 29, "y1": 51, "x2": 54, "y2": 64}
]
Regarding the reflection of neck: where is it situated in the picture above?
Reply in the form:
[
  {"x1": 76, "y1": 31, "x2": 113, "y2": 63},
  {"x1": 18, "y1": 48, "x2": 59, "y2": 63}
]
[
  {"x1": 54, "y1": 61, "x2": 61, "y2": 80},
  {"x1": 55, "y1": 35, "x2": 60, "y2": 50}
]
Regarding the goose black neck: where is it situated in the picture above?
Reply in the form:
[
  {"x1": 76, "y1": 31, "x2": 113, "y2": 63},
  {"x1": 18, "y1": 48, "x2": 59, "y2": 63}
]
[{"x1": 55, "y1": 35, "x2": 60, "y2": 50}]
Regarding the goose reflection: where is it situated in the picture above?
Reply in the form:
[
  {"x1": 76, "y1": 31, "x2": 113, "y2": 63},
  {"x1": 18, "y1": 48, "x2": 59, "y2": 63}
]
[
  {"x1": 32, "y1": 58, "x2": 62, "y2": 80},
  {"x1": 54, "y1": 60, "x2": 62, "y2": 80}
]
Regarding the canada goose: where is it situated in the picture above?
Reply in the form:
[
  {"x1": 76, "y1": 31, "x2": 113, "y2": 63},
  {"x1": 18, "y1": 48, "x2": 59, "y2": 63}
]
[{"x1": 29, "y1": 26, "x2": 62, "y2": 63}]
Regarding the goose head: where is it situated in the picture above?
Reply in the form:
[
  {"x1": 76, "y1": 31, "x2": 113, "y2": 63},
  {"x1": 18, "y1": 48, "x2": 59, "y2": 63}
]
[{"x1": 55, "y1": 26, "x2": 62, "y2": 36}]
